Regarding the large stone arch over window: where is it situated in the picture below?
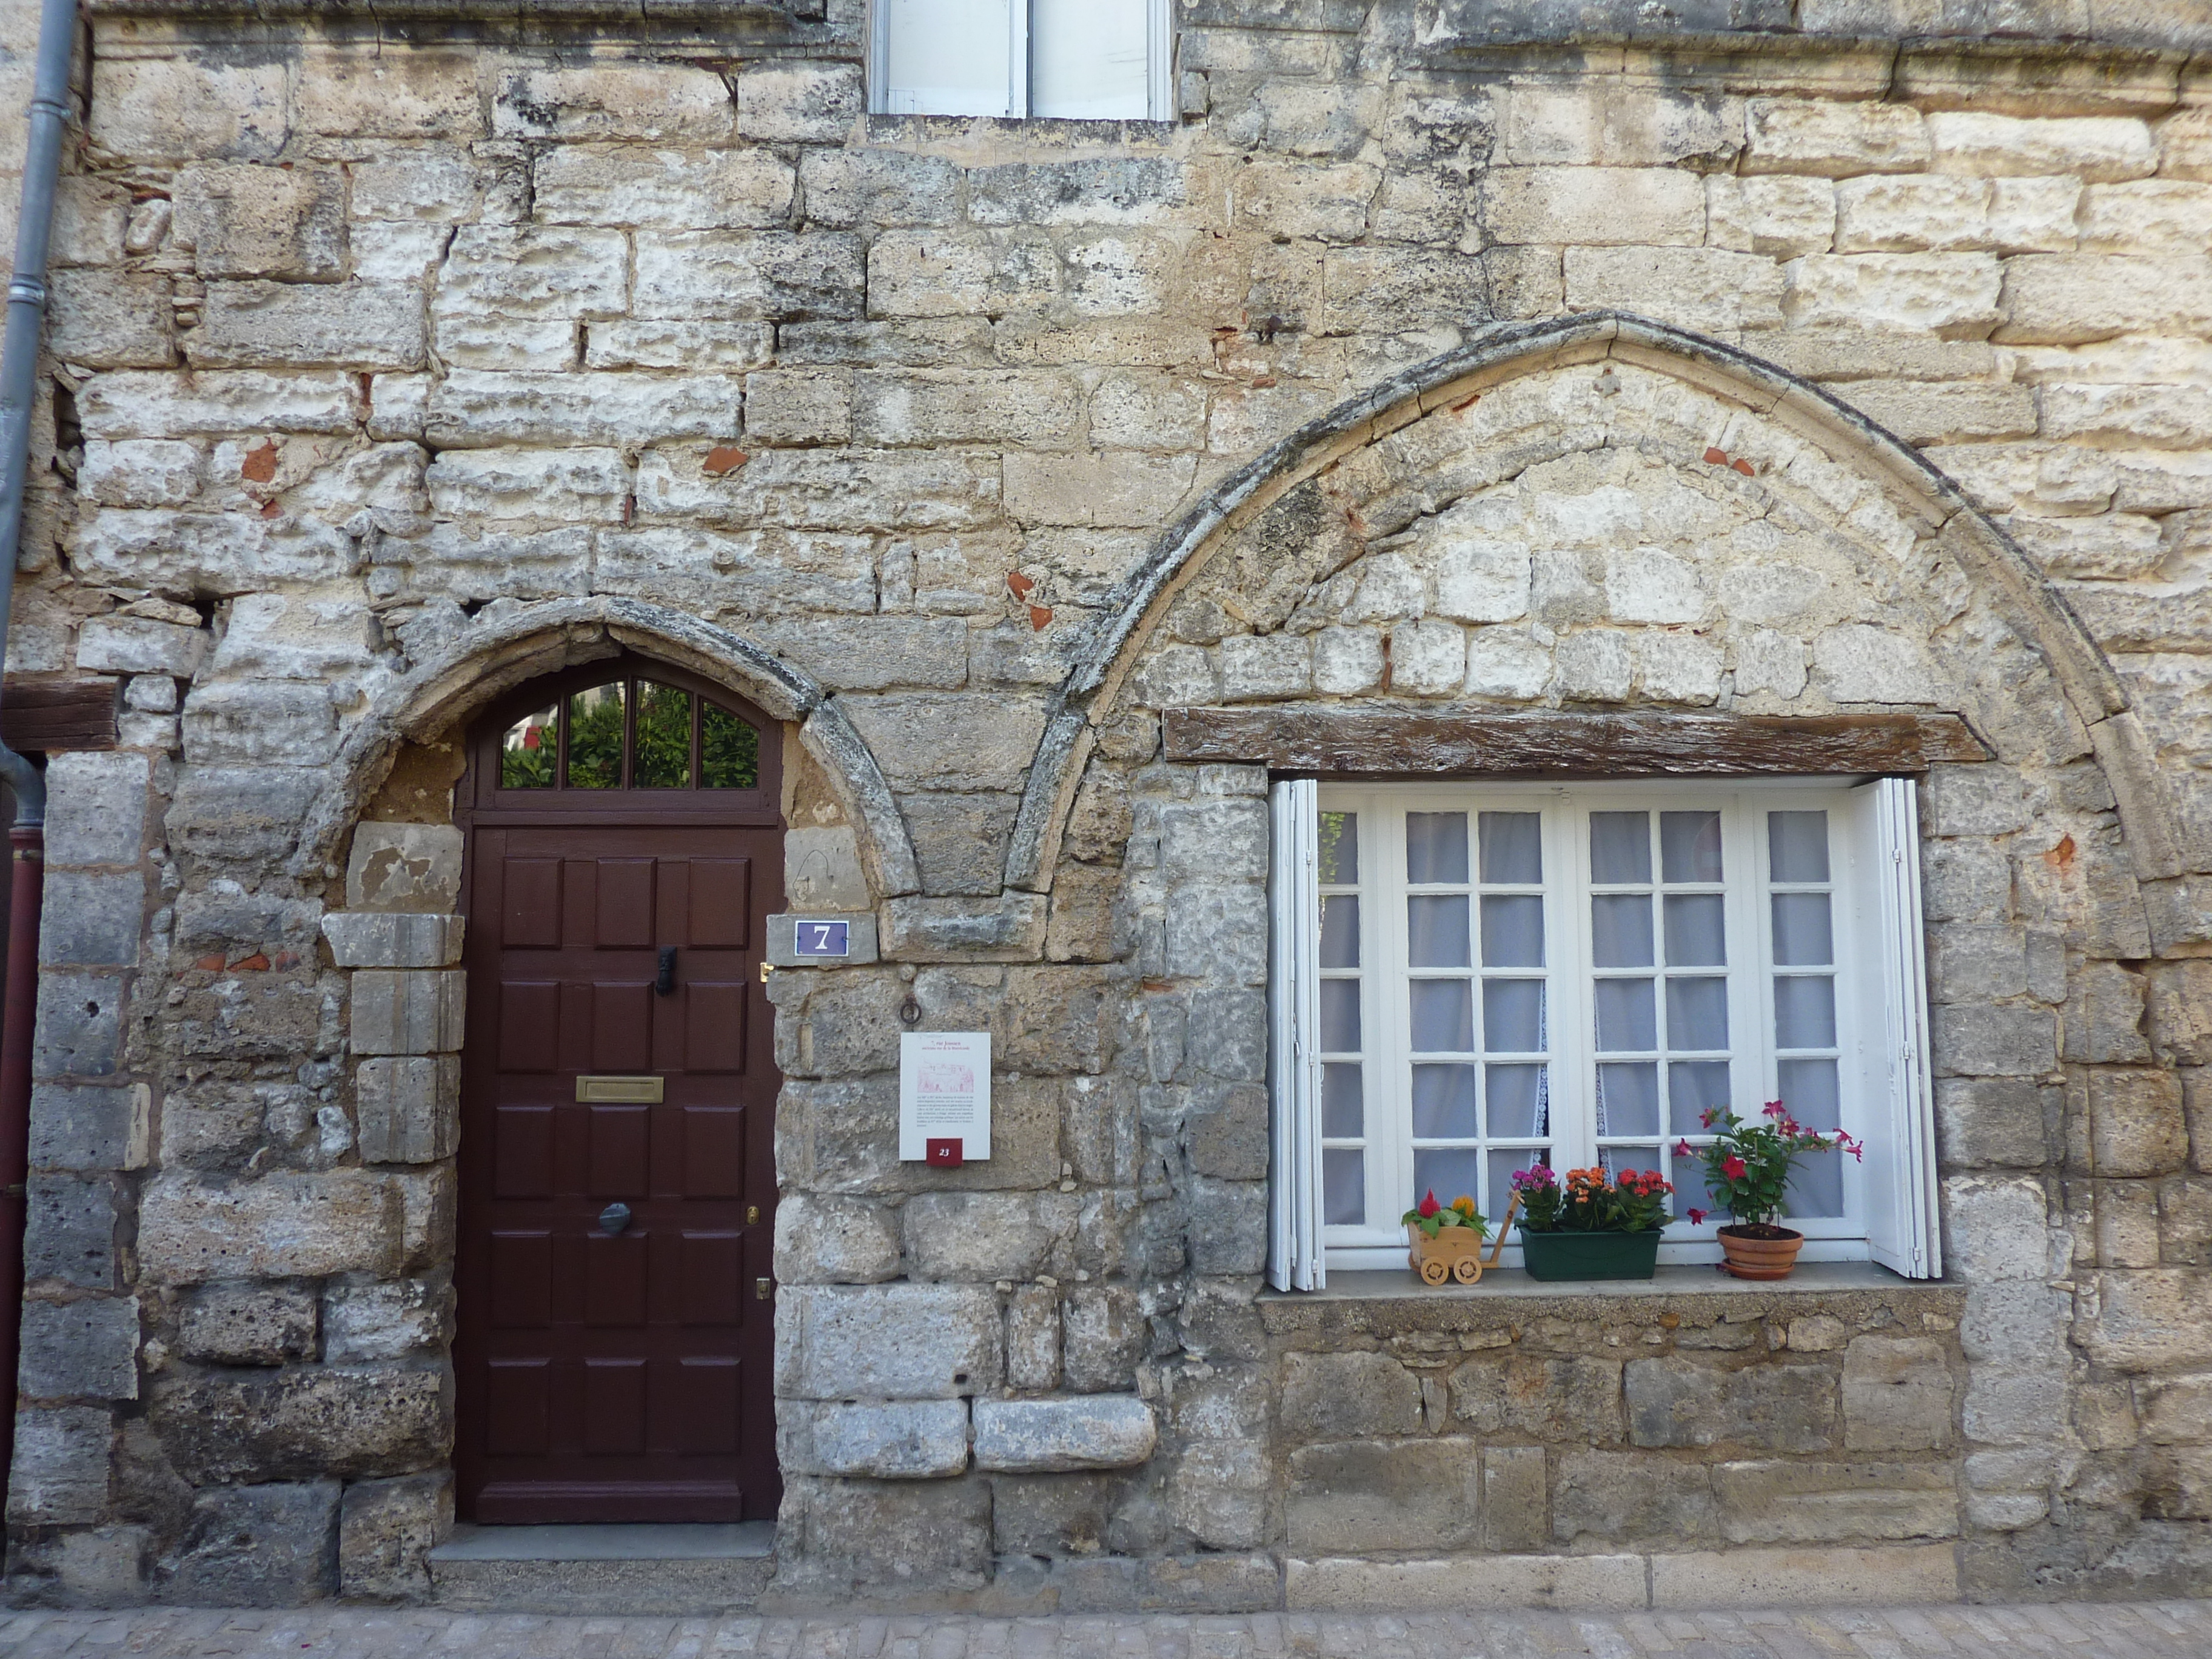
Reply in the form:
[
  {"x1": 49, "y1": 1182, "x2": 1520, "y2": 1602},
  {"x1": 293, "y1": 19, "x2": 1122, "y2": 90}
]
[
  {"x1": 1004, "y1": 312, "x2": 2184, "y2": 898},
  {"x1": 291, "y1": 594, "x2": 922, "y2": 901}
]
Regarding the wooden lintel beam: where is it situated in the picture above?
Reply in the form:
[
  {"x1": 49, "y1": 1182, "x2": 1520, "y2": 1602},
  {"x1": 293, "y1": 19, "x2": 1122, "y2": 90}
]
[
  {"x1": 1161, "y1": 708, "x2": 1992, "y2": 776},
  {"x1": 1, "y1": 678, "x2": 119, "y2": 754}
]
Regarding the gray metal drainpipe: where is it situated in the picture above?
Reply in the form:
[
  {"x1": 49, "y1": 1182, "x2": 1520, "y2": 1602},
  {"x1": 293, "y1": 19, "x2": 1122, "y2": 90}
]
[{"x1": 0, "y1": 0, "x2": 78, "y2": 1523}]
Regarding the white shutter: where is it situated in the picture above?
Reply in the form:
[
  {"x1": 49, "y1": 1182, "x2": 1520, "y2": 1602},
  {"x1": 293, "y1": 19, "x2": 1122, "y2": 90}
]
[
  {"x1": 1031, "y1": 0, "x2": 1153, "y2": 119},
  {"x1": 1863, "y1": 776, "x2": 1942, "y2": 1278},
  {"x1": 1269, "y1": 778, "x2": 1326, "y2": 1292},
  {"x1": 877, "y1": 0, "x2": 1026, "y2": 118}
]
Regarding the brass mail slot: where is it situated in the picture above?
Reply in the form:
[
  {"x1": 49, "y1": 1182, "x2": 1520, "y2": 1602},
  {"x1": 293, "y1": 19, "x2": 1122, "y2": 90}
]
[{"x1": 576, "y1": 1075, "x2": 664, "y2": 1104}]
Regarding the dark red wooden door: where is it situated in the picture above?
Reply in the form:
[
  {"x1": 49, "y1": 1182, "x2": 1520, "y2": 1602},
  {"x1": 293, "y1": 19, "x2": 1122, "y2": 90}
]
[{"x1": 454, "y1": 663, "x2": 783, "y2": 1524}]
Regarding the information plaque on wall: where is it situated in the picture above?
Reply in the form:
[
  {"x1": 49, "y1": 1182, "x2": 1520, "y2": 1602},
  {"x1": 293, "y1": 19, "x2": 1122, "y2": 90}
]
[{"x1": 899, "y1": 1031, "x2": 991, "y2": 1164}]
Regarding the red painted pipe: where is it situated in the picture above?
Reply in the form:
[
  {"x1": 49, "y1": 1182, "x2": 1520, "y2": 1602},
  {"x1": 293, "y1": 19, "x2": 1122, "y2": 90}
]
[{"x1": 0, "y1": 815, "x2": 45, "y2": 1508}]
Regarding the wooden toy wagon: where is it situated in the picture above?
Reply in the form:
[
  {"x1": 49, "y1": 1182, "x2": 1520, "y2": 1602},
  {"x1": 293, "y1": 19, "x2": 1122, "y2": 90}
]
[{"x1": 1405, "y1": 1194, "x2": 1520, "y2": 1285}]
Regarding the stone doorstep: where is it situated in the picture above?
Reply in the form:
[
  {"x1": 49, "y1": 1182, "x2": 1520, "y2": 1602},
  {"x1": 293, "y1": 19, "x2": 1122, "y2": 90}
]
[{"x1": 426, "y1": 1523, "x2": 774, "y2": 1614}]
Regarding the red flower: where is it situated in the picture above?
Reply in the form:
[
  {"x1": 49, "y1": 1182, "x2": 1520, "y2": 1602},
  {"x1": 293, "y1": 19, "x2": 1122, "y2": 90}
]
[
  {"x1": 1762, "y1": 1100, "x2": 1786, "y2": 1118},
  {"x1": 1721, "y1": 1155, "x2": 1748, "y2": 1181},
  {"x1": 1418, "y1": 1189, "x2": 1440, "y2": 1218},
  {"x1": 1687, "y1": 1207, "x2": 1708, "y2": 1225}
]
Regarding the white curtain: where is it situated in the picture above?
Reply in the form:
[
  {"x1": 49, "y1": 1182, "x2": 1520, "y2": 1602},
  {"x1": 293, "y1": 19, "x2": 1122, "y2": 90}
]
[{"x1": 1268, "y1": 779, "x2": 1324, "y2": 1292}]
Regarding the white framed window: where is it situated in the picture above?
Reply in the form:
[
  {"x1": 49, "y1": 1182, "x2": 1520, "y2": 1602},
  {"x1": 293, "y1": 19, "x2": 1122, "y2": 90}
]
[
  {"x1": 872, "y1": 0, "x2": 1174, "y2": 120},
  {"x1": 1268, "y1": 776, "x2": 1939, "y2": 1284}
]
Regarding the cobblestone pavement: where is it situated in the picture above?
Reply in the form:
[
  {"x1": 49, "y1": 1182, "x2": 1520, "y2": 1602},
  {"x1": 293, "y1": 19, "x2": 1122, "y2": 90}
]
[{"x1": 0, "y1": 1603, "x2": 2209, "y2": 1659}]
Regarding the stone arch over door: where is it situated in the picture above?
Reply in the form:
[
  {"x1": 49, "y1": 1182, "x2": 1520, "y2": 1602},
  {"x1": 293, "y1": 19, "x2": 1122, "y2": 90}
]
[
  {"x1": 1003, "y1": 311, "x2": 2185, "y2": 897},
  {"x1": 295, "y1": 595, "x2": 922, "y2": 903}
]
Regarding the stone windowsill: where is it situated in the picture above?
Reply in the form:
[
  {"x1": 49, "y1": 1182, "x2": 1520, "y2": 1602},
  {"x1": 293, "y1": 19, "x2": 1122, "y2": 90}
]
[{"x1": 1258, "y1": 1261, "x2": 1966, "y2": 1335}]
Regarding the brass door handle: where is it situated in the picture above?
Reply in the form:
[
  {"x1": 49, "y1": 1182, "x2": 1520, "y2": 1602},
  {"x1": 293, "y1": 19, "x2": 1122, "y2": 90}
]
[{"x1": 755, "y1": 1278, "x2": 773, "y2": 1301}]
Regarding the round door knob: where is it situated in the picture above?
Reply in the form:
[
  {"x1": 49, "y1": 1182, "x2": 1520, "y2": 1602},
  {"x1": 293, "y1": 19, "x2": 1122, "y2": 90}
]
[{"x1": 598, "y1": 1202, "x2": 632, "y2": 1236}]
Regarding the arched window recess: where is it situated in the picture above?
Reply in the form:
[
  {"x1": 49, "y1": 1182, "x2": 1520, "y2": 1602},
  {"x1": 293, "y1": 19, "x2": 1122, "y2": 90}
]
[{"x1": 463, "y1": 656, "x2": 780, "y2": 819}]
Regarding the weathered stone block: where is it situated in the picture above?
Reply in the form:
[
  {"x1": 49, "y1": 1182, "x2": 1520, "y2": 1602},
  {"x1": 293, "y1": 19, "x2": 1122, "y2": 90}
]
[
  {"x1": 179, "y1": 1283, "x2": 318, "y2": 1366},
  {"x1": 147, "y1": 1364, "x2": 448, "y2": 1484},
  {"x1": 1553, "y1": 1450, "x2": 1719, "y2": 1546},
  {"x1": 493, "y1": 64, "x2": 735, "y2": 143},
  {"x1": 1452, "y1": 1352, "x2": 1626, "y2": 1441},
  {"x1": 1007, "y1": 1283, "x2": 1061, "y2": 1391},
  {"x1": 534, "y1": 146, "x2": 793, "y2": 231},
  {"x1": 7, "y1": 1406, "x2": 112, "y2": 1524},
  {"x1": 346, "y1": 824, "x2": 464, "y2": 915},
  {"x1": 634, "y1": 230, "x2": 863, "y2": 323},
  {"x1": 2082, "y1": 1269, "x2": 2212, "y2": 1373},
  {"x1": 1648, "y1": 1541, "x2": 1957, "y2": 1607},
  {"x1": 1478, "y1": 1443, "x2": 1548, "y2": 1551},
  {"x1": 192, "y1": 281, "x2": 427, "y2": 372},
  {"x1": 774, "y1": 1192, "x2": 902, "y2": 1284},
  {"x1": 45, "y1": 752, "x2": 149, "y2": 868},
  {"x1": 32, "y1": 972, "x2": 125, "y2": 1081},
  {"x1": 777, "y1": 1472, "x2": 991, "y2": 1590},
  {"x1": 990, "y1": 1470, "x2": 1141, "y2": 1556},
  {"x1": 423, "y1": 446, "x2": 627, "y2": 520},
  {"x1": 1564, "y1": 246, "x2": 1785, "y2": 332},
  {"x1": 28, "y1": 1082, "x2": 148, "y2": 1173},
  {"x1": 1841, "y1": 1336, "x2": 1954, "y2": 1452},
  {"x1": 2089, "y1": 1068, "x2": 2189, "y2": 1178},
  {"x1": 1744, "y1": 99, "x2": 1930, "y2": 176},
  {"x1": 24, "y1": 1175, "x2": 122, "y2": 1290},
  {"x1": 775, "y1": 1282, "x2": 1004, "y2": 1399},
  {"x1": 78, "y1": 614, "x2": 203, "y2": 679},
  {"x1": 19, "y1": 1296, "x2": 139, "y2": 1401},
  {"x1": 166, "y1": 1480, "x2": 341, "y2": 1605},
  {"x1": 339, "y1": 1470, "x2": 452, "y2": 1601},
  {"x1": 1626, "y1": 1356, "x2": 1838, "y2": 1452},
  {"x1": 349, "y1": 970, "x2": 466, "y2": 1056},
  {"x1": 973, "y1": 1396, "x2": 1156, "y2": 1472},
  {"x1": 323, "y1": 913, "x2": 464, "y2": 970},
  {"x1": 138, "y1": 1171, "x2": 405, "y2": 1285},
  {"x1": 842, "y1": 695, "x2": 1048, "y2": 794},
  {"x1": 1714, "y1": 1460, "x2": 1959, "y2": 1545},
  {"x1": 1926, "y1": 111, "x2": 2154, "y2": 183},
  {"x1": 1062, "y1": 1283, "x2": 1148, "y2": 1393},
  {"x1": 779, "y1": 1399, "x2": 970, "y2": 1479},
  {"x1": 324, "y1": 1279, "x2": 445, "y2": 1363},
  {"x1": 797, "y1": 150, "x2": 962, "y2": 229},
  {"x1": 1932, "y1": 1005, "x2": 2059, "y2": 1078},
  {"x1": 1935, "y1": 1076, "x2": 2053, "y2": 1170},
  {"x1": 174, "y1": 163, "x2": 344, "y2": 280},
  {"x1": 736, "y1": 61, "x2": 862, "y2": 142},
  {"x1": 905, "y1": 1192, "x2": 1062, "y2": 1282},
  {"x1": 356, "y1": 1057, "x2": 460, "y2": 1159},
  {"x1": 1282, "y1": 1350, "x2": 1422, "y2": 1440},
  {"x1": 1287, "y1": 1437, "x2": 1480, "y2": 1553},
  {"x1": 1483, "y1": 166, "x2": 1704, "y2": 246}
]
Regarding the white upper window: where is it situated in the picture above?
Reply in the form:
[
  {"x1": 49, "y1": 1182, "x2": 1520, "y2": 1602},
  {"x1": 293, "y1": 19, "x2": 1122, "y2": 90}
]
[
  {"x1": 1269, "y1": 777, "x2": 1939, "y2": 1287},
  {"x1": 873, "y1": 0, "x2": 1172, "y2": 120}
]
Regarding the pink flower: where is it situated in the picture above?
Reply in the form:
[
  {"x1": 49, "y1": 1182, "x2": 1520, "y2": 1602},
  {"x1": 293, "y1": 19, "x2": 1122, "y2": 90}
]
[
  {"x1": 1672, "y1": 1138, "x2": 1694, "y2": 1158},
  {"x1": 1763, "y1": 1100, "x2": 1786, "y2": 1118},
  {"x1": 1687, "y1": 1207, "x2": 1708, "y2": 1225},
  {"x1": 1721, "y1": 1155, "x2": 1748, "y2": 1181},
  {"x1": 1418, "y1": 1189, "x2": 1440, "y2": 1218}
]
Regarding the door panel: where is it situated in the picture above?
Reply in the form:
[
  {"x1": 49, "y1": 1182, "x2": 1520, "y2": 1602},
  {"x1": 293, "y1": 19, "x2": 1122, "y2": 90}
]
[{"x1": 456, "y1": 808, "x2": 783, "y2": 1524}]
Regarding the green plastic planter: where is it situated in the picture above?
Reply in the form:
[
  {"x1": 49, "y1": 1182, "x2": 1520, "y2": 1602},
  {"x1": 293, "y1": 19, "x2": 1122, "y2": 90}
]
[{"x1": 1518, "y1": 1227, "x2": 1664, "y2": 1281}]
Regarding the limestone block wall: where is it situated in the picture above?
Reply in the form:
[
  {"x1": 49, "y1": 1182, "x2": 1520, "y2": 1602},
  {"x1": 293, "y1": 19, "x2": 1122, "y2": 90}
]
[{"x1": 0, "y1": 0, "x2": 2202, "y2": 1612}]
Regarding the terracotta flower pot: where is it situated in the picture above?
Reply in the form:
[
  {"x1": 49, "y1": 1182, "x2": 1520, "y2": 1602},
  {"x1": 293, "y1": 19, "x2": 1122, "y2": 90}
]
[{"x1": 1717, "y1": 1223, "x2": 1805, "y2": 1280}]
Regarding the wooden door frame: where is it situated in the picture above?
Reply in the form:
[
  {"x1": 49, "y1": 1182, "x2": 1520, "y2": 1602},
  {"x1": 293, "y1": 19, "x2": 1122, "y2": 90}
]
[{"x1": 451, "y1": 654, "x2": 788, "y2": 1522}]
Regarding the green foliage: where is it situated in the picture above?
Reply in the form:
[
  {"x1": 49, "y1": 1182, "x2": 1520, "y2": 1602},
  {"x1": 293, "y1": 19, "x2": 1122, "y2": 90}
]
[
  {"x1": 567, "y1": 688, "x2": 624, "y2": 789},
  {"x1": 635, "y1": 682, "x2": 692, "y2": 788},
  {"x1": 1401, "y1": 1190, "x2": 1488, "y2": 1239},
  {"x1": 1512, "y1": 1165, "x2": 1674, "y2": 1234},
  {"x1": 703, "y1": 702, "x2": 760, "y2": 789},
  {"x1": 1678, "y1": 1103, "x2": 1862, "y2": 1230}
]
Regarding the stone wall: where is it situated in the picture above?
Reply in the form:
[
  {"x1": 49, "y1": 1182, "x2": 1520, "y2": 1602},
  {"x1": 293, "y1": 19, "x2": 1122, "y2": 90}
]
[{"x1": 0, "y1": 0, "x2": 2205, "y2": 1612}]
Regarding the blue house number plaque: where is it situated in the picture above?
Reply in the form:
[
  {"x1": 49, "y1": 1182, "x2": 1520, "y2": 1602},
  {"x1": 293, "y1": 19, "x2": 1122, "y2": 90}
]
[{"x1": 793, "y1": 919, "x2": 851, "y2": 959}]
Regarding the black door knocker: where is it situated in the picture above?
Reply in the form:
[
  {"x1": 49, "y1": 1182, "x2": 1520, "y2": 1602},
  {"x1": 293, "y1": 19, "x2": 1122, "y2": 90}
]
[{"x1": 656, "y1": 947, "x2": 677, "y2": 996}]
